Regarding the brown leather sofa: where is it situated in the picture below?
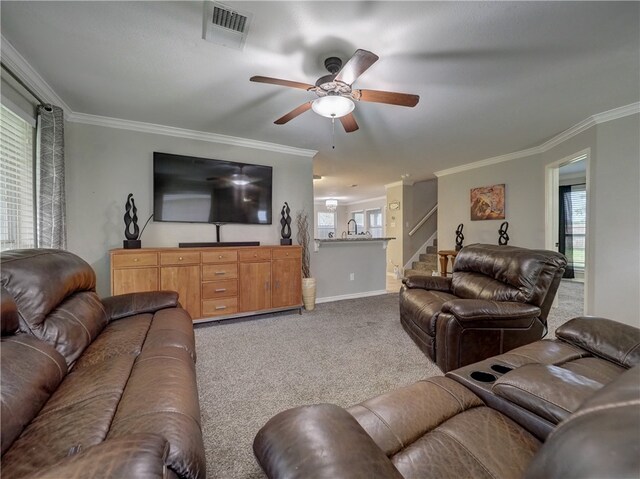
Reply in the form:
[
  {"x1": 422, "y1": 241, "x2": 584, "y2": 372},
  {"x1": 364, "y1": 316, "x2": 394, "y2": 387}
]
[
  {"x1": 400, "y1": 243, "x2": 567, "y2": 372},
  {"x1": 0, "y1": 249, "x2": 205, "y2": 479},
  {"x1": 253, "y1": 316, "x2": 640, "y2": 479}
]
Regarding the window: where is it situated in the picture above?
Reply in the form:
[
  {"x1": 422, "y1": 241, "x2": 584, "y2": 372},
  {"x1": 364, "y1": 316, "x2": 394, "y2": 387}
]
[
  {"x1": 317, "y1": 211, "x2": 335, "y2": 239},
  {"x1": 561, "y1": 184, "x2": 586, "y2": 272},
  {"x1": 1, "y1": 104, "x2": 35, "y2": 251},
  {"x1": 366, "y1": 208, "x2": 383, "y2": 238},
  {"x1": 351, "y1": 211, "x2": 365, "y2": 231}
]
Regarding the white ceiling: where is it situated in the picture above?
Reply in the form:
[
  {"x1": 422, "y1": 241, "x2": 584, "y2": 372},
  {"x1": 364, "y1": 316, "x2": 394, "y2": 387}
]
[{"x1": 2, "y1": 1, "x2": 638, "y2": 202}]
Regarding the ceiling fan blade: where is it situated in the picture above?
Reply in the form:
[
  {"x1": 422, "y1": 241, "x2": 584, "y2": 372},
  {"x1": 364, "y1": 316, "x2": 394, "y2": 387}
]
[
  {"x1": 334, "y1": 49, "x2": 379, "y2": 85},
  {"x1": 355, "y1": 89, "x2": 420, "y2": 107},
  {"x1": 274, "y1": 102, "x2": 313, "y2": 125},
  {"x1": 250, "y1": 76, "x2": 315, "y2": 91},
  {"x1": 339, "y1": 113, "x2": 359, "y2": 133}
]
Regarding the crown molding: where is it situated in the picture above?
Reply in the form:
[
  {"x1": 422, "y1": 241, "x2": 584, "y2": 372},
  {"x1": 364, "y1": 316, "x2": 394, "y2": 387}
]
[
  {"x1": 1, "y1": 35, "x2": 72, "y2": 113},
  {"x1": 2, "y1": 35, "x2": 316, "y2": 159},
  {"x1": 345, "y1": 195, "x2": 386, "y2": 206},
  {"x1": 66, "y1": 112, "x2": 317, "y2": 158},
  {"x1": 384, "y1": 179, "x2": 414, "y2": 189},
  {"x1": 434, "y1": 101, "x2": 640, "y2": 177}
]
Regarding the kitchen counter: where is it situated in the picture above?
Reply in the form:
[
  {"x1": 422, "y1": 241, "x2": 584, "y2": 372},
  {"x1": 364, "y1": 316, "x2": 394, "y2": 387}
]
[{"x1": 314, "y1": 237, "x2": 395, "y2": 251}]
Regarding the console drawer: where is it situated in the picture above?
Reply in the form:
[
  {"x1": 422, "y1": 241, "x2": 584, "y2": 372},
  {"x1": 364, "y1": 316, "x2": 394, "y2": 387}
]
[
  {"x1": 202, "y1": 298, "x2": 238, "y2": 316},
  {"x1": 112, "y1": 252, "x2": 158, "y2": 268},
  {"x1": 201, "y1": 250, "x2": 238, "y2": 264},
  {"x1": 160, "y1": 251, "x2": 200, "y2": 265},
  {"x1": 202, "y1": 263, "x2": 238, "y2": 280},
  {"x1": 239, "y1": 248, "x2": 271, "y2": 261},
  {"x1": 202, "y1": 279, "x2": 238, "y2": 299},
  {"x1": 272, "y1": 248, "x2": 301, "y2": 260}
]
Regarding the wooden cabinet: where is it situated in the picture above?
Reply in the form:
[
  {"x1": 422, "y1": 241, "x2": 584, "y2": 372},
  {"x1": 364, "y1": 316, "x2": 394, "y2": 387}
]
[
  {"x1": 160, "y1": 265, "x2": 201, "y2": 319},
  {"x1": 111, "y1": 245, "x2": 302, "y2": 322},
  {"x1": 272, "y1": 258, "x2": 302, "y2": 308},
  {"x1": 112, "y1": 267, "x2": 158, "y2": 295},
  {"x1": 239, "y1": 261, "x2": 272, "y2": 312}
]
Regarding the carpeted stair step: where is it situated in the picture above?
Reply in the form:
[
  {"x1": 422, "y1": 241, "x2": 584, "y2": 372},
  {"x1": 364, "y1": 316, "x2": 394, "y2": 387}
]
[
  {"x1": 412, "y1": 261, "x2": 436, "y2": 272},
  {"x1": 426, "y1": 245, "x2": 437, "y2": 254},
  {"x1": 419, "y1": 253, "x2": 438, "y2": 264}
]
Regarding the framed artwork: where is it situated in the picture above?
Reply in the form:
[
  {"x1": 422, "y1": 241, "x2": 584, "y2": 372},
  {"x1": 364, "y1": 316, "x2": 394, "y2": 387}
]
[{"x1": 470, "y1": 184, "x2": 505, "y2": 220}]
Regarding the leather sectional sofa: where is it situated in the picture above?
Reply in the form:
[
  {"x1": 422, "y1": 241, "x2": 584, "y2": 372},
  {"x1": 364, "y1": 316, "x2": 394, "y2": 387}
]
[
  {"x1": 1, "y1": 249, "x2": 205, "y2": 479},
  {"x1": 400, "y1": 244, "x2": 567, "y2": 372},
  {"x1": 254, "y1": 316, "x2": 640, "y2": 478}
]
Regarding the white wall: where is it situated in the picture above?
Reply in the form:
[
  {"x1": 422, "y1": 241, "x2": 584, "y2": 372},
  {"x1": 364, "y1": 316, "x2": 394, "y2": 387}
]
[
  {"x1": 65, "y1": 122, "x2": 313, "y2": 296},
  {"x1": 438, "y1": 114, "x2": 639, "y2": 326}
]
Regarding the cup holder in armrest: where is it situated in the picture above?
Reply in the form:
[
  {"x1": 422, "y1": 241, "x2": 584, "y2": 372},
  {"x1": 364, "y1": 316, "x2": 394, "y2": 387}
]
[
  {"x1": 470, "y1": 371, "x2": 497, "y2": 383},
  {"x1": 490, "y1": 364, "x2": 513, "y2": 375}
]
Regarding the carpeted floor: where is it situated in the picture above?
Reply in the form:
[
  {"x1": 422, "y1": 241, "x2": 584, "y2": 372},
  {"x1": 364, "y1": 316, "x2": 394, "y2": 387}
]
[{"x1": 194, "y1": 280, "x2": 583, "y2": 478}]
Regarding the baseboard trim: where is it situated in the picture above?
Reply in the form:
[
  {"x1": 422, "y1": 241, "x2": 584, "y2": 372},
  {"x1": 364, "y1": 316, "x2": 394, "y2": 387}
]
[{"x1": 316, "y1": 290, "x2": 389, "y2": 304}]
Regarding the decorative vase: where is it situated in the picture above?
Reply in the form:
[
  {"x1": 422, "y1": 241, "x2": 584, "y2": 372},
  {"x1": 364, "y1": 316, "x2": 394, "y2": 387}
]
[{"x1": 302, "y1": 277, "x2": 317, "y2": 311}]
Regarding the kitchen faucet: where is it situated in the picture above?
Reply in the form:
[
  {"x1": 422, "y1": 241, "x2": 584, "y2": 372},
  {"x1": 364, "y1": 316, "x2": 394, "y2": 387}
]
[{"x1": 347, "y1": 219, "x2": 357, "y2": 236}]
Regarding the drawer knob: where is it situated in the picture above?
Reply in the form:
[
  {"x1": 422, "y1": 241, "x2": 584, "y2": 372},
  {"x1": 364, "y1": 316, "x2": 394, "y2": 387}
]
[
  {"x1": 179, "y1": 256, "x2": 183, "y2": 261},
  {"x1": 219, "y1": 255, "x2": 223, "y2": 259},
  {"x1": 286, "y1": 252, "x2": 289, "y2": 256},
  {"x1": 133, "y1": 258, "x2": 138, "y2": 262},
  {"x1": 254, "y1": 253, "x2": 257, "y2": 257}
]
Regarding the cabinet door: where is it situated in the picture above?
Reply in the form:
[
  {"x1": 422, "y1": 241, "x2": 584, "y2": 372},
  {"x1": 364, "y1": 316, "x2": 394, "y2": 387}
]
[
  {"x1": 113, "y1": 267, "x2": 158, "y2": 295},
  {"x1": 160, "y1": 265, "x2": 201, "y2": 319},
  {"x1": 239, "y1": 261, "x2": 271, "y2": 312},
  {"x1": 272, "y1": 259, "x2": 302, "y2": 308}
]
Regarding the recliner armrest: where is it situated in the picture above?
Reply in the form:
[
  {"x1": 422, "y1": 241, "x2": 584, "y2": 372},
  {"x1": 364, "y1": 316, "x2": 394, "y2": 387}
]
[
  {"x1": 402, "y1": 274, "x2": 452, "y2": 292},
  {"x1": 102, "y1": 291, "x2": 179, "y2": 321},
  {"x1": 253, "y1": 404, "x2": 403, "y2": 479},
  {"x1": 31, "y1": 434, "x2": 170, "y2": 479},
  {"x1": 556, "y1": 316, "x2": 640, "y2": 368},
  {"x1": 442, "y1": 299, "x2": 541, "y2": 326}
]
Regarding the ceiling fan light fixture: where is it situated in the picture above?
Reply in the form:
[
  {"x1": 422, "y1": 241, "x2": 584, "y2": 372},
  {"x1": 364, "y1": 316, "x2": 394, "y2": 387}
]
[
  {"x1": 231, "y1": 174, "x2": 251, "y2": 186},
  {"x1": 312, "y1": 95, "x2": 355, "y2": 119}
]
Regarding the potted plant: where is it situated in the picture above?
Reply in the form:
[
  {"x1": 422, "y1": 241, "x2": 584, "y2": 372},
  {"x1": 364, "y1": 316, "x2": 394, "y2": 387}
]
[{"x1": 296, "y1": 210, "x2": 316, "y2": 310}]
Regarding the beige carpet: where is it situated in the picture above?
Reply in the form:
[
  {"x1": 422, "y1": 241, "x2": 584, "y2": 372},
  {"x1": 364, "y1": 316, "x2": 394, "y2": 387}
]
[{"x1": 194, "y1": 280, "x2": 583, "y2": 478}]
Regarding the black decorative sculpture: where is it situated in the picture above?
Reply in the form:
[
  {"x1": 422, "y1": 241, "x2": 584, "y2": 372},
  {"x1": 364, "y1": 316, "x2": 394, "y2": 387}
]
[
  {"x1": 280, "y1": 202, "x2": 292, "y2": 245},
  {"x1": 123, "y1": 193, "x2": 141, "y2": 249},
  {"x1": 498, "y1": 221, "x2": 510, "y2": 246},
  {"x1": 455, "y1": 223, "x2": 464, "y2": 251}
]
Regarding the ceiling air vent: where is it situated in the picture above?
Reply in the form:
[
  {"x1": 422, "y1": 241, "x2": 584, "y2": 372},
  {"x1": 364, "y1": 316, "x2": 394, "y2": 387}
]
[{"x1": 202, "y1": 2, "x2": 253, "y2": 50}]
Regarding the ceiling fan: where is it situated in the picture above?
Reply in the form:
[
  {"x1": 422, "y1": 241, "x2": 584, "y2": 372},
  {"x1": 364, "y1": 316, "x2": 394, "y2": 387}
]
[{"x1": 250, "y1": 49, "x2": 419, "y2": 133}]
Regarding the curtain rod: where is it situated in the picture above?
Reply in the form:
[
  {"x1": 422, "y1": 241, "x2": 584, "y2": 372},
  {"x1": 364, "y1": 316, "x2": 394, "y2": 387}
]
[{"x1": 1, "y1": 61, "x2": 47, "y2": 107}]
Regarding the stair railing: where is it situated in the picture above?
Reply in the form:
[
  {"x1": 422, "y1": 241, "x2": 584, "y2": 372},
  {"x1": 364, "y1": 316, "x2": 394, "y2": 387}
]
[{"x1": 408, "y1": 204, "x2": 437, "y2": 237}]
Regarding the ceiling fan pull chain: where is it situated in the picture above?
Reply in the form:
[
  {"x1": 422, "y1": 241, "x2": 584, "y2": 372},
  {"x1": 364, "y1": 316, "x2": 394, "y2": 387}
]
[{"x1": 331, "y1": 116, "x2": 336, "y2": 149}]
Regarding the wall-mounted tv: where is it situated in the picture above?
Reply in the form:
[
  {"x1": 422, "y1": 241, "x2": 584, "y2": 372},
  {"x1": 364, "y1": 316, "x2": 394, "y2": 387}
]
[{"x1": 153, "y1": 152, "x2": 272, "y2": 225}]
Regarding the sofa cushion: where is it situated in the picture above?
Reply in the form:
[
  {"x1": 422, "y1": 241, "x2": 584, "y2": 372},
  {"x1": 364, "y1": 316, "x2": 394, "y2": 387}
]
[
  {"x1": 452, "y1": 244, "x2": 566, "y2": 307},
  {"x1": 107, "y1": 346, "x2": 205, "y2": 479},
  {"x1": 1, "y1": 250, "x2": 107, "y2": 365},
  {"x1": 1, "y1": 354, "x2": 136, "y2": 479},
  {"x1": 0, "y1": 334, "x2": 67, "y2": 456}
]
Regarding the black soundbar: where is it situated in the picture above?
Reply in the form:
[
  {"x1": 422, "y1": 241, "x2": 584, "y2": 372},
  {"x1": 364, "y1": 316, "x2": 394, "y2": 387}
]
[{"x1": 178, "y1": 242, "x2": 260, "y2": 248}]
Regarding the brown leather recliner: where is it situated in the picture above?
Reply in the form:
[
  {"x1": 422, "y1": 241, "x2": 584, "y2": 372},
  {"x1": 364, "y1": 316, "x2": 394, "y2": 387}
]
[
  {"x1": 400, "y1": 243, "x2": 567, "y2": 372},
  {"x1": 0, "y1": 249, "x2": 205, "y2": 479},
  {"x1": 253, "y1": 316, "x2": 640, "y2": 479}
]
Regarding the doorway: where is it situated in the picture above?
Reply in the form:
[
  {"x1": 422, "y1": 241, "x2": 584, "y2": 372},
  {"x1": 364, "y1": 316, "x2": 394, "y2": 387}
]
[{"x1": 545, "y1": 149, "x2": 589, "y2": 314}]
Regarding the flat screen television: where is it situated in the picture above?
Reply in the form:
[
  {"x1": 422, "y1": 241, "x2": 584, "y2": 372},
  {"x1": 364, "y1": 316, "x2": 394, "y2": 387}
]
[{"x1": 153, "y1": 152, "x2": 272, "y2": 225}]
